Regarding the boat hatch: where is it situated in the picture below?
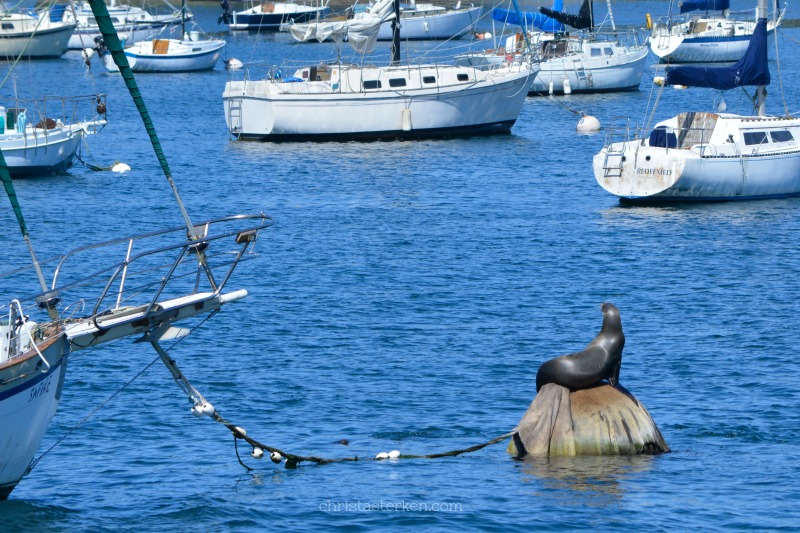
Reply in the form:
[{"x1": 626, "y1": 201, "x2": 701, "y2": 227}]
[
  {"x1": 389, "y1": 78, "x2": 407, "y2": 87},
  {"x1": 675, "y1": 112, "x2": 718, "y2": 148},
  {"x1": 457, "y1": 73, "x2": 469, "y2": 81},
  {"x1": 363, "y1": 80, "x2": 382, "y2": 90},
  {"x1": 423, "y1": 76, "x2": 436, "y2": 83}
]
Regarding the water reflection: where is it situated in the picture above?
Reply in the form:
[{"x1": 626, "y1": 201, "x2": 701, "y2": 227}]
[{"x1": 518, "y1": 454, "x2": 657, "y2": 504}]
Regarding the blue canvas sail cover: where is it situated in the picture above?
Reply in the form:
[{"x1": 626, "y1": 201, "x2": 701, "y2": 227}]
[
  {"x1": 492, "y1": 0, "x2": 565, "y2": 32},
  {"x1": 679, "y1": 0, "x2": 730, "y2": 13},
  {"x1": 540, "y1": 0, "x2": 593, "y2": 30},
  {"x1": 665, "y1": 18, "x2": 769, "y2": 90}
]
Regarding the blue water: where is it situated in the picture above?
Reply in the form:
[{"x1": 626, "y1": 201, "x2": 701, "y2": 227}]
[{"x1": 2, "y1": 0, "x2": 800, "y2": 530}]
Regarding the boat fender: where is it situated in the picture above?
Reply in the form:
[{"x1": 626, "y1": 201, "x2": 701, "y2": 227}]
[
  {"x1": 563, "y1": 76, "x2": 572, "y2": 95},
  {"x1": 251, "y1": 447, "x2": 264, "y2": 459},
  {"x1": 653, "y1": 76, "x2": 665, "y2": 86},
  {"x1": 402, "y1": 108, "x2": 412, "y2": 131},
  {"x1": 270, "y1": 451, "x2": 283, "y2": 463},
  {"x1": 97, "y1": 99, "x2": 107, "y2": 115},
  {"x1": 646, "y1": 13, "x2": 652, "y2": 30},
  {"x1": 549, "y1": 81, "x2": 554, "y2": 95}
]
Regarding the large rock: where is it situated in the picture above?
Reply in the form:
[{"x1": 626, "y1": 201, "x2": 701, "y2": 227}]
[{"x1": 508, "y1": 383, "x2": 669, "y2": 457}]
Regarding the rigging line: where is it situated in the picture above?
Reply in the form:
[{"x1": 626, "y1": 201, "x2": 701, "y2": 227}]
[
  {"x1": 773, "y1": 23, "x2": 789, "y2": 117},
  {"x1": 26, "y1": 352, "x2": 162, "y2": 474},
  {"x1": 27, "y1": 311, "x2": 218, "y2": 472}
]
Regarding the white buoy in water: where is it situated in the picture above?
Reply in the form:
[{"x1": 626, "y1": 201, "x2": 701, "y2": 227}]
[
  {"x1": 270, "y1": 451, "x2": 283, "y2": 463},
  {"x1": 251, "y1": 447, "x2": 264, "y2": 459},
  {"x1": 376, "y1": 452, "x2": 389, "y2": 459},
  {"x1": 191, "y1": 405, "x2": 204, "y2": 417},
  {"x1": 111, "y1": 162, "x2": 131, "y2": 173},
  {"x1": 577, "y1": 115, "x2": 601, "y2": 133},
  {"x1": 654, "y1": 76, "x2": 665, "y2": 86},
  {"x1": 563, "y1": 76, "x2": 572, "y2": 95},
  {"x1": 200, "y1": 402, "x2": 215, "y2": 416},
  {"x1": 673, "y1": 84, "x2": 688, "y2": 90},
  {"x1": 225, "y1": 58, "x2": 243, "y2": 71},
  {"x1": 388, "y1": 450, "x2": 401, "y2": 459}
]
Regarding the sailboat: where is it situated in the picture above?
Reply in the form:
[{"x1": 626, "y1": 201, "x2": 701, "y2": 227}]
[
  {"x1": 1, "y1": 0, "x2": 269, "y2": 499},
  {"x1": 593, "y1": 0, "x2": 800, "y2": 203},
  {"x1": 648, "y1": 0, "x2": 784, "y2": 63},
  {"x1": 95, "y1": 0, "x2": 225, "y2": 72},
  {"x1": 223, "y1": 0, "x2": 331, "y2": 31},
  {"x1": 0, "y1": 96, "x2": 106, "y2": 177},
  {"x1": 286, "y1": 0, "x2": 483, "y2": 42},
  {"x1": 464, "y1": 0, "x2": 648, "y2": 95},
  {"x1": 59, "y1": 0, "x2": 188, "y2": 50},
  {"x1": 222, "y1": 0, "x2": 537, "y2": 141},
  {"x1": 0, "y1": 4, "x2": 76, "y2": 58}
]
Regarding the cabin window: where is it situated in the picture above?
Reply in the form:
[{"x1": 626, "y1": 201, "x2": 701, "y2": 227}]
[
  {"x1": 770, "y1": 130, "x2": 794, "y2": 143},
  {"x1": 363, "y1": 80, "x2": 382, "y2": 90},
  {"x1": 389, "y1": 78, "x2": 407, "y2": 88},
  {"x1": 423, "y1": 76, "x2": 436, "y2": 84},
  {"x1": 743, "y1": 132, "x2": 768, "y2": 146},
  {"x1": 457, "y1": 73, "x2": 469, "y2": 81},
  {"x1": 604, "y1": 47, "x2": 613, "y2": 55},
  {"x1": 1, "y1": 23, "x2": 14, "y2": 30},
  {"x1": 590, "y1": 48, "x2": 602, "y2": 57}
]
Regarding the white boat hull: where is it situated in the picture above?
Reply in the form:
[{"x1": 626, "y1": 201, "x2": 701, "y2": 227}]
[
  {"x1": 649, "y1": 15, "x2": 781, "y2": 63},
  {"x1": 531, "y1": 45, "x2": 648, "y2": 94},
  {"x1": 0, "y1": 333, "x2": 69, "y2": 500},
  {"x1": 0, "y1": 23, "x2": 75, "y2": 58},
  {"x1": 106, "y1": 39, "x2": 225, "y2": 72},
  {"x1": 0, "y1": 121, "x2": 104, "y2": 177},
  {"x1": 223, "y1": 64, "x2": 535, "y2": 140},
  {"x1": 593, "y1": 113, "x2": 800, "y2": 202},
  {"x1": 375, "y1": 5, "x2": 482, "y2": 40}
]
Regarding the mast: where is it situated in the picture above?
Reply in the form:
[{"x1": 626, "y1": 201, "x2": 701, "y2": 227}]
[
  {"x1": 181, "y1": 0, "x2": 186, "y2": 39},
  {"x1": 605, "y1": 0, "x2": 615, "y2": 32},
  {"x1": 390, "y1": 0, "x2": 400, "y2": 65},
  {"x1": 756, "y1": 0, "x2": 767, "y2": 116}
]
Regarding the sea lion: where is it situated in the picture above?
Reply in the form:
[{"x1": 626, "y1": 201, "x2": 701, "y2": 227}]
[{"x1": 536, "y1": 303, "x2": 625, "y2": 392}]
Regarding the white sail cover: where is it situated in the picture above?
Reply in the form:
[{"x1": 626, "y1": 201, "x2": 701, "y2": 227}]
[{"x1": 288, "y1": 0, "x2": 396, "y2": 54}]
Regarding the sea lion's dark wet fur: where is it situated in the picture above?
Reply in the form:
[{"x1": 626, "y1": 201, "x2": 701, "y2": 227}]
[{"x1": 536, "y1": 303, "x2": 626, "y2": 392}]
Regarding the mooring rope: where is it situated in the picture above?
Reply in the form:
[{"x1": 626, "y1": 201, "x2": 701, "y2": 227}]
[
  {"x1": 75, "y1": 152, "x2": 119, "y2": 172},
  {"x1": 152, "y1": 338, "x2": 515, "y2": 469}
]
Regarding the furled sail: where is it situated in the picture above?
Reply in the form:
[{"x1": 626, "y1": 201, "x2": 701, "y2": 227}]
[
  {"x1": 539, "y1": 0, "x2": 593, "y2": 30},
  {"x1": 491, "y1": 0, "x2": 565, "y2": 33},
  {"x1": 679, "y1": 0, "x2": 730, "y2": 14},
  {"x1": 289, "y1": 0, "x2": 396, "y2": 53},
  {"x1": 665, "y1": 18, "x2": 769, "y2": 90}
]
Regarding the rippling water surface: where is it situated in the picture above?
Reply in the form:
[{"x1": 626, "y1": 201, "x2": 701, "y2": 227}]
[{"x1": 2, "y1": 1, "x2": 800, "y2": 530}]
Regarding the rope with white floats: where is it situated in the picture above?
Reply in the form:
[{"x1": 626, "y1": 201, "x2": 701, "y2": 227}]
[{"x1": 148, "y1": 336, "x2": 515, "y2": 469}]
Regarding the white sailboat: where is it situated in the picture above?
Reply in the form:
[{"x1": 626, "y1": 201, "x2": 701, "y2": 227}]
[
  {"x1": 593, "y1": 0, "x2": 800, "y2": 203},
  {"x1": 0, "y1": 4, "x2": 75, "y2": 58},
  {"x1": 648, "y1": 0, "x2": 784, "y2": 63},
  {"x1": 60, "y1": 0, "x2": 187, "y2": 50},
  {"x1": 0, "y1": 96, "x2": 106, "y2": 177},
  {"x1": 287, "y1": 0, "x2": 482, "y2": 42},
  {"x1": 1, "y1": 0, "x2": 270, "y2": 499},
  {"x1": 96, "y1": 0, "x2": 225, "y2": 72},
  {"x1": 223, "y1": 0, "x2": 537, "y2": 141},
  {"x1": 463, "y1": 0, "x2": 648, "y2": 95}
]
